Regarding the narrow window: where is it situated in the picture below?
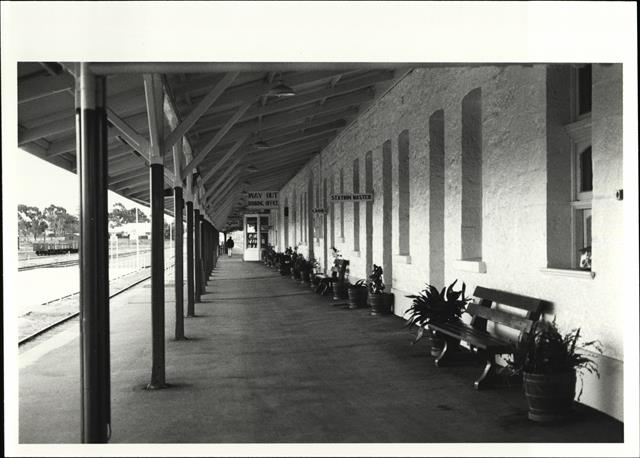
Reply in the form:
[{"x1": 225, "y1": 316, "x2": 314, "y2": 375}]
[
  {"x1": 429, "y1": 110, "x2": 445, "y2": 287},
  {"x1": 546, "y1": 64, "x2": 593, "y2": 271},
  {"x1": 574, "y1": 146, "x2": 593, "y2": 270},
  {"x1": 365, "y1": 151, "x2": 373, "y2": 272},
  {"x1": 330, "y1": 175, "x2": 335, "y2": 249},
  {"x1": 460, "y1": 88, "x2": 482, "y2": 261},
  {"x1": 339, "y1": 168, "x2": 345, "y2": 239},
  {"x1": 579, "y1": 146, "x2": 593, "y2": 193},
  {"x1": 382, "y1": 140, "x2": 393, "y2": 288},
  {"x1": 353, "y1": 158, "x2": 360, "y2": 252},
  {"x1": 284, "y1": 197, "x2": 289, "y2": 248},
  {"x1": 398, "y1": 130, "x2": 411, "y2": 256}
]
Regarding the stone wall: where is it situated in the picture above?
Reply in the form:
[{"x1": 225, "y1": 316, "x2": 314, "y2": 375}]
[{"x1": 277, "y1": 64, "x2": 624, "y2": 421}]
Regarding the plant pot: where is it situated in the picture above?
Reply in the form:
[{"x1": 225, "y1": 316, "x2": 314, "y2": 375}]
[
  {"x1": 332, "y1": 281, "x2": 347, "y2": 300},
  {"x1": 523, "y1": 371, "x2": 576, "y2": 423},
  {"x1": 368, "y1": 292, "x2": 393, "y2": 315},
  {"x1": 347, "y1": 286, "x2": 368, "y2": 309}
]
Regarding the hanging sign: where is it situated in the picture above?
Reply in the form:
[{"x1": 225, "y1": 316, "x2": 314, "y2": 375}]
[
  {"x1": 246, "y1": 191, "x2": 279, "y2": 209},
  {"x1": 312, "y1": 208, "x2": 327, "y2": 214},
  {"x1": 330, "y1": 193, "x2": 373, "y2": 202}
]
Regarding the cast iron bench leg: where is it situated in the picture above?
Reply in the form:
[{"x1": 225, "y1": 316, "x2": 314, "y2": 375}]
[
  {"x1": 474, "y1": 351, "x2": 498, "y2": 390},
  {"x1": 434, "y1": 336, "x2": 453, "y2": 367}
]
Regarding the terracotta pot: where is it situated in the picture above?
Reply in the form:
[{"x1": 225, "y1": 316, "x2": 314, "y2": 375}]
[
  {"x1": 368, "y1": 292, "x2": 393, "y2": 315},
  {"x1": 347, "y1": 286, "x2": 368, "y2": 309},
  {"x1": 523, "y1": 371, "x2": 576, "y2": 422}
]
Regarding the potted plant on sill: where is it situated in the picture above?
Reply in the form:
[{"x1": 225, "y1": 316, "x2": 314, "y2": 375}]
[
  {"x1": 404, "y1": 280, "x2": 470, "y2": 357},
  {"x1": 507, "y1": 318, "x2": 602, "y2": 423},
  {"x1": 367, "y1": 264, "x2": 393, "y2": 315},
  {"x1": 347, "y1": 279, "x2": 368, "y2": 309}
]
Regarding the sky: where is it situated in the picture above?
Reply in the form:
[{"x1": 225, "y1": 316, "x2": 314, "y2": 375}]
[{"x1": 11, "y1": 147, "x2": 173, "y2": 222}]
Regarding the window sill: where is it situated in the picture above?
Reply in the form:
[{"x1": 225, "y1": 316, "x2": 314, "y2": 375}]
[
  {"x1": 454, "y1": 259, "x2": 487, "y2": 273},
  {"x1": 337, "y1": 236, "x2": 345, "y2": 244},
  {"x1": 394, "y1": 254, "x2": 412, "y2": 264},
  {"x1": 564, "y1": 116, "x2": 591, "y2": 143},
  {"x1": 540, "y1": 267, "x2": 595, "y2": 279}
]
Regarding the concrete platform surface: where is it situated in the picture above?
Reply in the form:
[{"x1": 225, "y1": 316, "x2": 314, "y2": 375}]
[{"x1": 18, "y1": 257, "x2": 623, "y2": 445}]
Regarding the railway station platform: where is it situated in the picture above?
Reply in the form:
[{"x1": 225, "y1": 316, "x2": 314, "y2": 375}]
[{"x1": 18, "y1": 257, "x2": 623, "y2": 447}]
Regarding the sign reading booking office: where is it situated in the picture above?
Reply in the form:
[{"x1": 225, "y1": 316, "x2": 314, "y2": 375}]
[
  {"x1": 246, "y1": 191, "x2": 279, "y2": 209},
  {"x1": 330, "y1": 193, "x2": 374, "y2": 202}
]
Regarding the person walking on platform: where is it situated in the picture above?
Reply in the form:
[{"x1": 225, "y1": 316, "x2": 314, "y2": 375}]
[{"x1": 225, "y1": 236, "x2": 235, "y2": 257}]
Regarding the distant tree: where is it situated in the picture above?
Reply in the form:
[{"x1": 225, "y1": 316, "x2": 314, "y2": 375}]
[
  {"x1": 18, "y1": 205, "x2": 48, "y2": 241},
  {"x1": 108, "y1": 203, "x2": 149, "y2": 226},
  {"x1": 43, "y1": 204, "x2": 70, "y2": 236},
  {"x1": 17, "y1": 205, "x2": 32, "y2": 239},
  {"x1": 63, "y1": 213, "x2": 80, "y2": 235}
]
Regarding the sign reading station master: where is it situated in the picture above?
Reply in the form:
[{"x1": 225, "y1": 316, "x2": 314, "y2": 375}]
[
  {"x1": 330, "y1": 193, "x2": 373, "y2": 202},
  {"x1": 246, "y1": 191, "x2": 279, "y2": 209}
]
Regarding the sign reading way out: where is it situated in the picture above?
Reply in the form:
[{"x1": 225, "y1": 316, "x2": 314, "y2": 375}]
[
  {"x1": 246, "y1": 191, "x2": 279, "y2": 209},
  {"x1": 330, "y1": 193, "x2": 373, "y2": 202}
]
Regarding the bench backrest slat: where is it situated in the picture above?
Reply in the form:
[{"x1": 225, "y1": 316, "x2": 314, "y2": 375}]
[
  {"x1": 473, "y1": 286, "x2": 545, "y2": 319},
  {"x1": 466, "y1": 302, "x2": 535, "y2": 333}
]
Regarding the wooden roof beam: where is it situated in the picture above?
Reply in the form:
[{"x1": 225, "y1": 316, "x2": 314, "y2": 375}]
[
  {"x1": 182, "y1": 102, "x2": 252, "y2": 179},
  {"x1": 193, "y1": 72, "x2": 390, "y2": 129},
  {"x1": 200, "y1": 135, "x2": 249, "y2": 186},
  {"x1": 108, "y1": 167, "x2": 147, "y2": 184},
  {"x1": 18, "y1": 72, "x2": 74, "y2": 104},
  {"x1": 106, "y1": 107, "x2": 150, "y2": 155},
  {"x1": 204, "y1": 156, "x2": 245, "y2": 199},
  {"x1": 109, "y1": 173, "x2": 149, "y2": 189},
  {"x1": 164, "y1": 72, "x2": 239, "y2": 150},
  {"x1": 192, "y1": 106, "x2": 358, "y2": 150},
  {"x1": 87, "y1": 63, "x2": 388, "y2": 75}
]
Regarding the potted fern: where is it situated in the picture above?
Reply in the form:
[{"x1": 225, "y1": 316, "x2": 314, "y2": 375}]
[
  {"x1": 404, "y1": 280, "x2": 470, "y2": 357},
  {"x1": 367, "y1": 264, "x2": 393, "y2": 315},
  {"x1": 347, "y1": 279, "x2": 368, "y2": 309},
  {"x1": 508, "y1": 318, "x2": 602, "y2": 423}
]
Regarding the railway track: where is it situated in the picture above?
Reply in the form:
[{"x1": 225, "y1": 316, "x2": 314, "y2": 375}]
[
  {"x1": 18, "y1": 262, "x2": 175, "y2": 346},
  {"x1": 18, "y1": 248, "x2": 152, "y2": 272}
]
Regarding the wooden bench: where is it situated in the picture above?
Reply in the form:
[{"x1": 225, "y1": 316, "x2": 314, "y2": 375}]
[
  {"x1": 428, "y1": 286, "x2": 547, "y2": 390},
  {"x1": 313, "y1": 259, "x2": 349, "y2": 297}
]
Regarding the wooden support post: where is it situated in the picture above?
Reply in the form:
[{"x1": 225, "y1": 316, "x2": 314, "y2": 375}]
[
  {"x1": 172, "y1": 143, "x2": 185, "y2": 339},
  {"x1": 173, "y1": 189, "x2": 185, "y2": 339},
  {"x1": 186, "y1": 199, "x2": 195, "y2": 317},
  {"x1": 194, "y1": 208, "x2": 202, "y2": 302},
  {"x1": 77, "y1": 63, "x2": 110, "y2": 443},
  {"x1": 144, "y1": 73, "x2": 168, "y2": 389}
]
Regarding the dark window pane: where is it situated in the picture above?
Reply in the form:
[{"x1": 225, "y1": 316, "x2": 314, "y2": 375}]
[
  {"x1": 580, "y1": 147, "x2": 593, "y2": 192},
  {"x1": 578, "y1": 64, "x2": 592, "y2": 115}
]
